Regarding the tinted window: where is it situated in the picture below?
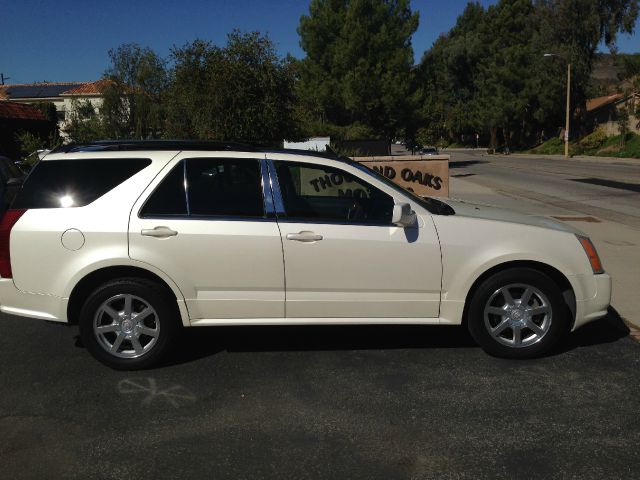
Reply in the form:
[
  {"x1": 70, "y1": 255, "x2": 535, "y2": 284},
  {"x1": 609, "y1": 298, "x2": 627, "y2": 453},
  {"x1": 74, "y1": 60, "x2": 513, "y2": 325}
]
[
  {"x1": 186, "y1": 158, "x2": 264, "y2": 217},
  {"x1": 12, "y1": 158, "x2": 150, "y2": 209},
  {"x1": 140, "y1": 158, "x2": 264, "y2": 218},
  {"x1": 140, "y1": 162, "x2": 187, "y2": 216},
  {"x1": 0, "y1": 156, "x2": 24, "y2": 214},
  {"x1": 0, "y1": 156, "x2": 22, "y2": 180},
  {"x1": 273, "y1": 161, "x2": 394, "y2": 224}
]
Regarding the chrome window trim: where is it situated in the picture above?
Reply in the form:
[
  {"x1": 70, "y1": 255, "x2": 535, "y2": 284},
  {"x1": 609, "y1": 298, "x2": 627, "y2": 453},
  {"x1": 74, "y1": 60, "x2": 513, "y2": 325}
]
[
  {"x1": 260, "y1": 157, "x2": 276, "y2": 217},
  {"x1": 137, "y1": 213, "x2": 276, "y2": 222},
  {"x1": 183, "y1": 159, "x2": 191, "y2": 216},
  {"x1": 266, "y1": 159, "x2": 286, "y2": 215}
]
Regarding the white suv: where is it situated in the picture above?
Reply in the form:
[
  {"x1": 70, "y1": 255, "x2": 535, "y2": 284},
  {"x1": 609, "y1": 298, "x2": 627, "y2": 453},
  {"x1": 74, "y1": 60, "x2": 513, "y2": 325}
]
[{"x1": 0, "y1": 141, "x2": 611, "y2": 369}]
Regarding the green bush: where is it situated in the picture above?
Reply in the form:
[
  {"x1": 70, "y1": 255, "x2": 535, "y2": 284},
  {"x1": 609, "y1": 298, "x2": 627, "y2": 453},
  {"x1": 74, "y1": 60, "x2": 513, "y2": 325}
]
[
  {"x1": 15, "y1": 131, "x2": 61, "y2": 165},
  {"x1": 596, "y1": 133, "x2": 640, "y2": 158},
  {"x1": 529, "y1": 137, "x2": 564, "y2": 155},
  {"x1": 524, "y1": 133, "x2": 639, "y2": 158},
  {"x1": 579, "y1": 130, "x2": 607, "y2": 151}
]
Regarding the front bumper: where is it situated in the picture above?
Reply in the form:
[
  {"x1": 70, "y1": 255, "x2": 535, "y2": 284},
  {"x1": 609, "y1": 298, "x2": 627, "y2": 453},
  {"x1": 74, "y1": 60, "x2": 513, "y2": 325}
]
[{"x1": 572, "y1": 273, "x2": 612, "y2": 330}]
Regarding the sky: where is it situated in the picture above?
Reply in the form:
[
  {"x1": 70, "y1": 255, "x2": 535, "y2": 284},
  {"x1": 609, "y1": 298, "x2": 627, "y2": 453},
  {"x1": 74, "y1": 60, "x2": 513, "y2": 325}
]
[{"x1": 0, "y1": 0, "x2": 638, "y2": 84}]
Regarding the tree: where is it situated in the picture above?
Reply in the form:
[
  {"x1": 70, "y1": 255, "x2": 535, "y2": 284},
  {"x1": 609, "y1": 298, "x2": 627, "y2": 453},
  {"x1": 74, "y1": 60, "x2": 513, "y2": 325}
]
[
  {"x1": 417, "y1": 3, "x2": 487, "y2": 146},
  {"x1": 297, "y1": 0, "x2": 420, "y2": 140},
  {"x1": 476, "y1": 0, "x2": 538, "y2": 150},
  {"x1": 417, "y1": 0, "x2": 639, "y2": 149},
  {"x1": 63, "y1": 99, "x2": 105, "y2": 143},
  {"x1": 63, "y1": 44, "x2": 168, "y2": 143},
  {"x1": 617, "y1": 53, "x2": 640, "y2": 80},
  {"x1": 165, "y1": 31, "x2": 298, "y2": 143},
  {"x1": 102, "y1": 43, "x2": 168, "y2": 139},
  {"x1": 617, "y1": 104, "x2": 630, "y2": 147},
  {"x1": 532, "y1": 0, "x2": 639, "y2": 137}
]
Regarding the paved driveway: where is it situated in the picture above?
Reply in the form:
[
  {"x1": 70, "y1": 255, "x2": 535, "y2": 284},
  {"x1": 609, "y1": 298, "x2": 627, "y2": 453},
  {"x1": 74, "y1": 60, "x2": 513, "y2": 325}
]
[{"x1": 1, "y1": 311, "x2": 638, "y2": 479}]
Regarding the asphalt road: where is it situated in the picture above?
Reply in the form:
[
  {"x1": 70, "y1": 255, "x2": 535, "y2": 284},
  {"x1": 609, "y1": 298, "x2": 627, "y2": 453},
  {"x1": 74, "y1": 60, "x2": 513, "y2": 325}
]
[{"x1": 1, "y1": 312, "x2": 639, "y2": 479}]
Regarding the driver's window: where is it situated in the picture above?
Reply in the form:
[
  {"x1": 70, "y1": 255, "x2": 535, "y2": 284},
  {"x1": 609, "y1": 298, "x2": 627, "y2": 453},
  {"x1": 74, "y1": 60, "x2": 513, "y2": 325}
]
[{"x1": 273, "y1": 161, "x2": 394, "y2": 224}]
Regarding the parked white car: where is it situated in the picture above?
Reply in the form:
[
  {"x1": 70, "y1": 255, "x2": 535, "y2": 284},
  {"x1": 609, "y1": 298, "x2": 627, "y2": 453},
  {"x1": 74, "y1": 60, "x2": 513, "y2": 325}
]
[{"x1": 0, "y1": 141, "x2": 611, "y2": 369}]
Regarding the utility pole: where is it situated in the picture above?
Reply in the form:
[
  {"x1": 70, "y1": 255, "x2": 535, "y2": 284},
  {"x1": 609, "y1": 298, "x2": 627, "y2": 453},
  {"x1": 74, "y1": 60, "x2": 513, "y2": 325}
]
[
  {"x1": 0, "y1": 73, "x2": 10, "y2": 85},
  {"x1": 543, "y1": 54, "x2": 571, "y2": 158},
  {"x1": 564, "y1": 63, "x2": 571, "y2": 158}
]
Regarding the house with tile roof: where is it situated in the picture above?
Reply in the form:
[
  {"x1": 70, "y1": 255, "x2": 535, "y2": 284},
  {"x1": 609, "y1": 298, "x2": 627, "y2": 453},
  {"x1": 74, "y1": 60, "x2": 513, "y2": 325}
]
[
  {"x1": 0, "y1": 80, "x2": 113, "y2": 133},
  {"x1": 586, "y1": 92, "x2": 640, "y2": 135},
  {"x1": 0, "y1": 101, "x2": 53, "y2": 159}
]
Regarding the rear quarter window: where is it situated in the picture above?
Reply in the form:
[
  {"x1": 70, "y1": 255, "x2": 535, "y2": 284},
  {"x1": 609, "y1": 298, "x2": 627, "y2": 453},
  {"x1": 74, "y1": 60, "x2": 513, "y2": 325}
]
[{"x1": 11, "y1": 158, "x2": 151, "y2": 209}]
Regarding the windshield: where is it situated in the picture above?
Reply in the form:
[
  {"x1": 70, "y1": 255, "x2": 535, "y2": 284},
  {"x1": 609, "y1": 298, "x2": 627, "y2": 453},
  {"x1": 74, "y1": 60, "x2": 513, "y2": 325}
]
[{"x1": 343, "y1": 157, "x2": 455, "y2": 215}]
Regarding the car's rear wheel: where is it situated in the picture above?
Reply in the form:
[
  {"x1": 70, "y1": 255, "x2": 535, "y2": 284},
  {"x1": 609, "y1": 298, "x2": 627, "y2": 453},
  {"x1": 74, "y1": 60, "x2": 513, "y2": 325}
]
[
  {"x1": 467, "y1": 268, "x2": 569, "y2": 358},
  {"x1": 79, "y1": 278, "x2": 179, "y2": 369}
]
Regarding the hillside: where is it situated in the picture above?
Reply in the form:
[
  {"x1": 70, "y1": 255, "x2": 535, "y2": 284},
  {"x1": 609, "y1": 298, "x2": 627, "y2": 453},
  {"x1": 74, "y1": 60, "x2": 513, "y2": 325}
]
[{"x1": 591, "y1": 53, "x2": 640, "y2": 93}]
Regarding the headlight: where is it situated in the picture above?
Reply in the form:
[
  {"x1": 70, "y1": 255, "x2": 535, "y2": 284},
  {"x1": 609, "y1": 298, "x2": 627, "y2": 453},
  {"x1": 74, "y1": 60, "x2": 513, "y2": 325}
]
[{"x1": 576, "y1": 235, "x2": 604, "y2": 274}]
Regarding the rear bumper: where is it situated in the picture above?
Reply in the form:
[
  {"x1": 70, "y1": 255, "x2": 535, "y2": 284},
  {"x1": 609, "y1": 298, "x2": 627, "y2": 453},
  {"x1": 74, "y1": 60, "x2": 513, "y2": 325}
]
[
  {"x1": 0, "y1": 279, "x2": 68, "y2": 322},
  {"x1": 572, "y1": 273, "x2": 612, "y2": 330}
]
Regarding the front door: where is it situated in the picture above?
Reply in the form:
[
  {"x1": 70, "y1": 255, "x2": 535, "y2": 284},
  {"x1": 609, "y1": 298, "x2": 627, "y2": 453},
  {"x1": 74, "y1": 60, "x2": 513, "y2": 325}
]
[
  {"x1": 129, "y1": 154, "x2": 284, "y2": 320},
  {"x1": 268, "y1": 157, "x2": 441, "y2": 319}
]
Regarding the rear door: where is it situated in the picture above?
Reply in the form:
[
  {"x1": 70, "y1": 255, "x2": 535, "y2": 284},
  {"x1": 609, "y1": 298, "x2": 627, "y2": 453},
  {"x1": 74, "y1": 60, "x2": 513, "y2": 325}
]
[{"x1": 129, "y1": 153, "x2": 285, "y2": 321}]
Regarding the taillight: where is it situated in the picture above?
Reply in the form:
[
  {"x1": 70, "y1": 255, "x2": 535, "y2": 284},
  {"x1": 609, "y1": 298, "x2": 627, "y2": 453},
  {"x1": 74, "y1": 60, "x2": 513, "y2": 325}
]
[{"x1": 0, "y1": 209, "x2": 27, "y2": 278}]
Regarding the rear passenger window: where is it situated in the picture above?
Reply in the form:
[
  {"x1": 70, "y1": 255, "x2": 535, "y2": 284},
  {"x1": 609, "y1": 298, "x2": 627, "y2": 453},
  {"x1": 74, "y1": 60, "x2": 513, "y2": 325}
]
[
  {"x1": 12, "y1": 158, "x2": 151, "y2": 209},
  {"x1": 140, "y1": 163, "x2": 187, "y2": 216},
  {"x1": 187, "y1": 158, "x2": 263, "y2": 217},
  {"x1": 140, "y1": 158, "x2": 264, "y2": 218}
]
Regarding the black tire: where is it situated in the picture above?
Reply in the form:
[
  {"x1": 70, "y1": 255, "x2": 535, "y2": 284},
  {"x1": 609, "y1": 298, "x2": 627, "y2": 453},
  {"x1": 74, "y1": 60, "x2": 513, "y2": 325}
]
[
  {"x1": 79, "y1": 278, "x2": 180, "y2": 370},
  {"x1": 467, "y1": 268, "x2": 569, "y2": 359}
]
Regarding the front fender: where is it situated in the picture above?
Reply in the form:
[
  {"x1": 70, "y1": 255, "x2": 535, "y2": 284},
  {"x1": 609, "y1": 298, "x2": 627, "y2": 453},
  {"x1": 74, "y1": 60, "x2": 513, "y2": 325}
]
[{"x1": 433, "y1": 216, "x2": 592, "y2": 324}]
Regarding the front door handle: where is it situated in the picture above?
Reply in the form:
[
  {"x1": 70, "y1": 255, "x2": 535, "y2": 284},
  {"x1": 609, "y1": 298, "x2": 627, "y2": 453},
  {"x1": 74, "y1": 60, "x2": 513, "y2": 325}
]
[
  {"x1": 286, "y1": 231, "x2": 323, "y2": 242},
  {"x1": 141, "y1": 226, "x2": 178, "y2": 238}
]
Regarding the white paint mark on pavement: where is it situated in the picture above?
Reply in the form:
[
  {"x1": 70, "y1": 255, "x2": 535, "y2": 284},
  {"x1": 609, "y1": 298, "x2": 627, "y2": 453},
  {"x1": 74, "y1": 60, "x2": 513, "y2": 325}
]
[{"x1": 118, "y1": 378, "x2": 196, "y2": 408}]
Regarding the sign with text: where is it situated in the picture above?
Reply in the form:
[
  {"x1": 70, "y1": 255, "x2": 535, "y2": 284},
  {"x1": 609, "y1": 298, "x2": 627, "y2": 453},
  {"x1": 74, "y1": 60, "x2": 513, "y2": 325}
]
[
  {"x1": 353, "y1": 155, "x2": 449, "y2": 198},
  {"x1": 298, "y1": 165, "x2": 372, "y2": 198}
]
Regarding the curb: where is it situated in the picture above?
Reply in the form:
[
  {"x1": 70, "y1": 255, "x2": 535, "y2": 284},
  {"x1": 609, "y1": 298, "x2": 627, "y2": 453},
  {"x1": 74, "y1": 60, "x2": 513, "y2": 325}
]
[
  {"x1": 625, "y1": 321, "x2": 640, "y2": 343},
  {"x1": 507, "y1": 153, "x2": 640, "y2": 165},
  {"x1": 442, "y1": 148, "x2": 640, "y2": 165}
]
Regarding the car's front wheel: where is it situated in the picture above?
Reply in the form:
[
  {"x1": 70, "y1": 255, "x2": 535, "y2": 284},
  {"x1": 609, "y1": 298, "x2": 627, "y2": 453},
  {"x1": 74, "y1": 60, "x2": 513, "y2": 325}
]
[
  {"x1": 467, "y1": 268, "x2": 570, "y2": 358},
  {"x1": 79, "y1": 278, "x2": 179, "y2": 369}
]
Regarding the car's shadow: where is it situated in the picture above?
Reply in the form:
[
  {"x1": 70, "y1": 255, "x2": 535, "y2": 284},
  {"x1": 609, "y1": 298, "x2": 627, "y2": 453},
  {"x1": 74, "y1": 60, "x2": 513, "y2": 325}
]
[
  {"x1": 557, "y1": 306, "x2": 631, "y2": 353},
  {"x1": 158, "y1": 306, "x2": 632, "y2": 368}
]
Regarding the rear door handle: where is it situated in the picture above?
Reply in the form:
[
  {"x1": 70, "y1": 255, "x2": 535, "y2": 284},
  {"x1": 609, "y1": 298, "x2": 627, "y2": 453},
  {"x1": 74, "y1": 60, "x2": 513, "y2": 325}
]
[
  {"x1": 141, "y1": 226, "x2": 178, "y2": 238},
  {"x1": 286, "y1": 231, "x2": 323, "y2": 242}
]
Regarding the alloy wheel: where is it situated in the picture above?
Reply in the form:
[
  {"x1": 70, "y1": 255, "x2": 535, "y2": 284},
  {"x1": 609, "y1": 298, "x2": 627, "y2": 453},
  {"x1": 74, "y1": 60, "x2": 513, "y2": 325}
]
[
  {"x1": 483, "y1": 283, "x2": 552, "y2": 348},
  {"x1": 93, "y1": 294, "x2": 160, "y2": 358}
]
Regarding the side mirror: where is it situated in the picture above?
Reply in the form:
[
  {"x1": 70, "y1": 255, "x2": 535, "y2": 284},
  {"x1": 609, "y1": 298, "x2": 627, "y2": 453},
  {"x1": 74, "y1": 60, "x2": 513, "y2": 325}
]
[{"x1": 392, "y1": 202, "x2": 417, "y2": 227}]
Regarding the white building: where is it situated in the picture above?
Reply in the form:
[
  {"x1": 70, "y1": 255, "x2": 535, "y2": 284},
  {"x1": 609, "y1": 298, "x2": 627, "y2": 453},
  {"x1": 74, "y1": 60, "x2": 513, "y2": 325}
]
[
  {"x1": 0, "y1": 80, "x2": 111, "y2": 132},
  {"x1": 284, "y1": 136, "x2": 331, "y2": 152}
]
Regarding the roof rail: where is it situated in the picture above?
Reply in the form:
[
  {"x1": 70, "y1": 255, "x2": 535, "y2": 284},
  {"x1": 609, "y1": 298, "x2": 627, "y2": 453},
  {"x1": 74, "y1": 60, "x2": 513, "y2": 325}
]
[
  {"x1": 51, "y1": 139, "x2": 260, "y2": 153},
  {"x1": 49, "y1": 139, "x2": 349, "y2": 163},
  {"x1": 260, "y1": 147, "x2": 344, "y2": 161}
]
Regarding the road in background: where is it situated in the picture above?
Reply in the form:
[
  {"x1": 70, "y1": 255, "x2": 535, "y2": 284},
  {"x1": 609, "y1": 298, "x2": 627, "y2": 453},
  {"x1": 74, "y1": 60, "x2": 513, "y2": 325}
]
[{"x1": 444, "y1": 149, "x2": 640, "y2": 327}]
